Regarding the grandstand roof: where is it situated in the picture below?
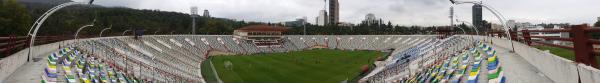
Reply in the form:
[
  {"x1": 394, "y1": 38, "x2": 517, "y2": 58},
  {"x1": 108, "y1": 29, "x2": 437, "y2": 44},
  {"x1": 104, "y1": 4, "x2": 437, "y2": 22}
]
[{"x1": 236, "y1": 24, "x2": 288, "y2": 32}]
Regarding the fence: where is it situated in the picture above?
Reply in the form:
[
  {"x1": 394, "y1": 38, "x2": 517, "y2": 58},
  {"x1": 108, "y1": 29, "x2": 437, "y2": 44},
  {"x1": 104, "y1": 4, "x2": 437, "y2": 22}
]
[
  {"x1": 0, "y1": 35, "x2": 96, "y2": 58},
  {"x1": 511, "y1": 24, "x2": 600, "y2": 68},
  {"x1": 486, "y1": 24, "x2": 600, "y2": 68}
]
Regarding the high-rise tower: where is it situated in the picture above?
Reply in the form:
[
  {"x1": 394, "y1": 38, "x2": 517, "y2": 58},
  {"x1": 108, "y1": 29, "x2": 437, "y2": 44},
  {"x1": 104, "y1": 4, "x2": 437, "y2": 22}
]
[
  {"x1": 190, "y1": 6, "x2": 198, "y2": 34},
  {"x1": 203, "y1": 10, "x2": 210, "y2": 17},
  {"x1": 472, "y1": 4, "x2": 483, "y2": 31},
  {"x1": 328, "y1": 0, "x2": 339, "y2": 25},
  {"x1": 316, "y1": 10, "x2": 328, "y2": 26}
]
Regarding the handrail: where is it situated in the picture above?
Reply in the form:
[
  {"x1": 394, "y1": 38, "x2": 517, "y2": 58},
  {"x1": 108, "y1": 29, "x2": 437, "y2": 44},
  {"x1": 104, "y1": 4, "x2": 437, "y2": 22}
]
[
  {"x1": 530, "y1": 36, "x2": 573, "y2": 41},
  {"x1": 527, "y1": 29, "x2": 571, "y2": 32},
  {"x1": 0, "y1": 36, "x2": 71, "y2": 57},
  {"x1": 505, "y1": 24, "x2": 599, "y2": 68},
  {"x1": 585, "y1": 28, "x2": 600, "y2": 32},
  {"x1": 532, "y1": 41, "x2": 574, "y2": 50}
]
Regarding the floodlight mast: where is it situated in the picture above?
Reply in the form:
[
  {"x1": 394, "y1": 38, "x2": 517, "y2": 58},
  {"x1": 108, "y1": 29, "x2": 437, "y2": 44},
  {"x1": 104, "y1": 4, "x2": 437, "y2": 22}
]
[
  {"x1": 449, "y1": 0, "x2": 515, "y2": 52},
  {"x1": 449, "y1": 6, "x2": 465, "y2": 35}
]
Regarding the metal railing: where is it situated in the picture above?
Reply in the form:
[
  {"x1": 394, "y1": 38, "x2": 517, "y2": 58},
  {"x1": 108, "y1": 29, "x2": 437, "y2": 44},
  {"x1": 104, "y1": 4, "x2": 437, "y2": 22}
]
[
  {"x1": 488, "y1": 24, "x2": 599, "y2": 68},
  {"x1": 0, "y1": 35, "x2": 92, "y2": 57}
]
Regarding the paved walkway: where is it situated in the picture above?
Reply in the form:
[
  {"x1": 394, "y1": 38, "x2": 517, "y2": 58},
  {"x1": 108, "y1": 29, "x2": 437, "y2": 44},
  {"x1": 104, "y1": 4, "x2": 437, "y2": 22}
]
[
  {"x1": 5, "y1": 51, "x2": 55, "y2": 83},
  {"x1": 477, "y1": 47, "x2": 489, "y2": 83},
  {"x1": 490, "y1": 44, "x2": 554, "y2": 83}
]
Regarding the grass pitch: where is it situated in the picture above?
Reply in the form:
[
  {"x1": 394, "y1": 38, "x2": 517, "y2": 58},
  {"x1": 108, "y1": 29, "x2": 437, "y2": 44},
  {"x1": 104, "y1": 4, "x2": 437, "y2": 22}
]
[
  {"x1": 534, "y1": 45, "x2": 600, "y2": 67},
  {"x1": 201, "y1": 49, "x2": 384, "y2": 83}
]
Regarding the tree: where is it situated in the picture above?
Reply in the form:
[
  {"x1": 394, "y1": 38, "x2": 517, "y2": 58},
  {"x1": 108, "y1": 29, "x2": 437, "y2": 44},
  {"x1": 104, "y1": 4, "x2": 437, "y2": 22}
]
[
  {"x1": 595, "y1": 21, "x2": 600, "y2": 27},
  {"x1": 0, "y1": 0, "x2": 32, "y2": 36},
  {"x1": 591, "y1": 21, "x2": 600, "y2": 39}
]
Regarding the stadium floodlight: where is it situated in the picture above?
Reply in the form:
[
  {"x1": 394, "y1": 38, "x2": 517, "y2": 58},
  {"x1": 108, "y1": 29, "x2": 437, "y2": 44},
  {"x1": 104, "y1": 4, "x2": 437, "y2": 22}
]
[
  {"x1": 74, "y1": 24, "x2": 94, "y2": 40},
  {"x1": 122, "y1": 30, "x2": 132, "y2": 36},
  {"x1": 99, "y1": 25, "x2": 112, "y2": 37},
  {"x1": 450, "y1": 0, "x2": 515, "y2": 52}
]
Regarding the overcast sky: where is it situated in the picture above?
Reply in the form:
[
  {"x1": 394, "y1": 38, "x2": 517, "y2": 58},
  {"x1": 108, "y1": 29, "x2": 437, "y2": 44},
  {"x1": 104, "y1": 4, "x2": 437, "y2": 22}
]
[{"x1": 76, "y1": 0, "x2": 600, "y2": 26}]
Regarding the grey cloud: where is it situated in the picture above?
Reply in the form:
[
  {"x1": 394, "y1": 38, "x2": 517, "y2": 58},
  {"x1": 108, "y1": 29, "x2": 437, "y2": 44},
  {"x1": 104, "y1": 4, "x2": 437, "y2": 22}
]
[{"x1": 75, "y1": 0, "x2": 600, "y2": 26}]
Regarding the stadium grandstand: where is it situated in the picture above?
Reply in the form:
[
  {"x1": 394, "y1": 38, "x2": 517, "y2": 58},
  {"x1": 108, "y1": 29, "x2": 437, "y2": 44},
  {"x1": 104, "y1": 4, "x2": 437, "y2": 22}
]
[
  {"x1": 0, "y1": 33, "x2": 598, "y2": 83},
  {"x1": 0, "y1": 0, "x2": 599, "y2": 83}
]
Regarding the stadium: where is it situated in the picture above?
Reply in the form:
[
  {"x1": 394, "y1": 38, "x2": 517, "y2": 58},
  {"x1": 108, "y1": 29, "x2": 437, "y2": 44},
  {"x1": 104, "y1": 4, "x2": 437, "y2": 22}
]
[
  {"x1": 2, "y1": 0, "x2": 600, "y2": 83},
  {"x1": 13, "y1": 34, "x2": 455, "y2": 82},
  {"x1": 4, "y1": 33, "x2": 598, "y2": 83}
]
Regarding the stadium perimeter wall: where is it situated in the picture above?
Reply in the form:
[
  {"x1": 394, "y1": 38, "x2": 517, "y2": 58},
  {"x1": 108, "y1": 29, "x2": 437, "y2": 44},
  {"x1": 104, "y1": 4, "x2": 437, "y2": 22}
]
[{"x1": 469, "y1": 35, "x2": 600, "y2": 83}]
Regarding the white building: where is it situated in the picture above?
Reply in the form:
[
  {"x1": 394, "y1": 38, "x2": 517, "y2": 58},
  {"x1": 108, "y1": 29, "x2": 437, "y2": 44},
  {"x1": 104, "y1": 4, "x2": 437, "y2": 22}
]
[
  {"x1": 508, "y1": 20, "x2": 537, "y2": 31},
  {"x1": 316, "y1": 10, "x2": 328, "y2": 26},
  {"x1": 520, "y1": 25, "x2": 570, "y2": 45},
  {"x1": 338, "y1": 22, "x2": 354, "y2": 27},
  {"x1": 203, "y1": 10, "x2": 210, "y2": 17},
  {"x1": 283, "y1": 17, "x2": 307, "y2": 27},
  {"x1": 365, "y1": 13, "x2": 377, "y2": 24},
  {"x1": 491, "y1": 23, "x2": 503, "y2": 31},
  {"x1": 507, "y1": 20, "x2": 516, "y2": 28}
]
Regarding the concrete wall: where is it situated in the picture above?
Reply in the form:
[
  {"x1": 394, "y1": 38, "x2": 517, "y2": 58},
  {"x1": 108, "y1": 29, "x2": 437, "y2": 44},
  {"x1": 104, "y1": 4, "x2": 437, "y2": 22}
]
[{"x1": 469, "y1": 35, "x2": 600, "y2": 83}]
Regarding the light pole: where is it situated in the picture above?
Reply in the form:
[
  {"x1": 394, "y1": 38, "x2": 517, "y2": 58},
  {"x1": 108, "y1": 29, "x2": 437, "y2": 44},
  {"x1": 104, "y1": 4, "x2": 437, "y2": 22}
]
[
  {"x1": 99, "y1": 25, "x2": 112, "y2": 37},
  {"x1": 455, "y1": 26, "x2": 467, "y2": 35},
  {"x1": 26, "y1": 1, "x2": 91, "y2": 62},
  {"x1": 303, "y1": 20, "x2": 307, "y2": 35},
  {"x1": 450, "y1": 0, "x2": 515, "y2": 52},
  {"x1": 74, "y1": 24, "x2": 94, "y2": 40},
  {"x1": 154, "y1": 28, "x2": 161, "y2": 35},
  {"x1": 122, "y1": 30, "x2": 132, "y2": 36},
  {"x1": 456, "y1": 20, "x2": 479, "y2": 35},
  {"x1": 456, "y1": 20, "x2": 479, "y2": 44}
]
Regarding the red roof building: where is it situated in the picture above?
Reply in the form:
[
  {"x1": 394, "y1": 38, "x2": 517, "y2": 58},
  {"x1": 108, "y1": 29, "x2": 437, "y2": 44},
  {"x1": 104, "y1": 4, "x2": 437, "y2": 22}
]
[{"x1": 233, "y1": 25, "x2": 288, "y2": 47}]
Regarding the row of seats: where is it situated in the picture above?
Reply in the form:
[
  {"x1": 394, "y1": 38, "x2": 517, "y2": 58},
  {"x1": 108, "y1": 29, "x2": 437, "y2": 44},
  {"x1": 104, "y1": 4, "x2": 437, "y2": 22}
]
[
  {"x1": 481, "y1": 42, "x2": 506, "y2": 83},
  {"x1": 42, "y1": 47, "x2": 147, "y2": 83},
  {"x1": 382, "y1": 41, "x2": 505, "y2": 83},
  {"x1": 363, "y1": 36, "x2": 471, "y2": 82},
  {"x1": 42, "y1": 35, "x2": 438, "y2": 83},
  {"x1": 285, "y1": 35, "x2": 435, "y2": 51},
  {"x1": 82, "y1": 38, "x2": 201, "y2": 82},
  {"x1": 402, "y1": 48, "x2": 477, "y2": 83}
]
